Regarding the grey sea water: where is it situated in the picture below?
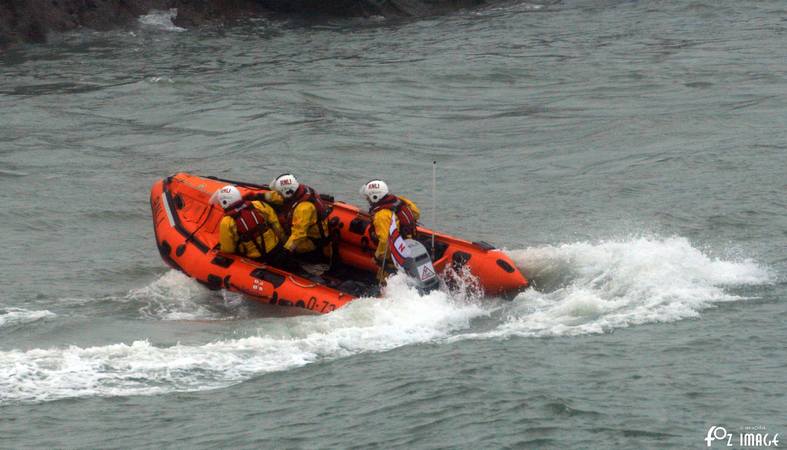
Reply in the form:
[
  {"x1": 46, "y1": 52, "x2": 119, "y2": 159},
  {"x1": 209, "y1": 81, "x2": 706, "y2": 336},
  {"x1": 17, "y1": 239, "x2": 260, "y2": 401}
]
[{"x1": 1, "y1": 0, "x2": 785, "y2": 448}]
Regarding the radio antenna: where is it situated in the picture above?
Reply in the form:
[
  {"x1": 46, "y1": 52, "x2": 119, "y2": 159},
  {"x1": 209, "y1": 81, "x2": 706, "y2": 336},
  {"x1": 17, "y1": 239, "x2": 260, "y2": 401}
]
[{"x1": 432, "y1": 160, "x2": 436, "y2": 256}]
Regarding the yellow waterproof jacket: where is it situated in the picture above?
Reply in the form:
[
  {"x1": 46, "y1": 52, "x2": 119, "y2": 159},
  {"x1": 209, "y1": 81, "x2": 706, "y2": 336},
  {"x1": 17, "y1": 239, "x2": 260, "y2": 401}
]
[
  {"x1": 371, "y1": 196, "x2": 420, "y2": 260},
  {"x1": 283, "y1": 201, "x2": 330, "y2": 255},
  {"x1": 263, "y1": 190, "x2": 284, "y2": 206},
  {"x1": 219, "y1": 201, "x2": 285, "y2": 258}
]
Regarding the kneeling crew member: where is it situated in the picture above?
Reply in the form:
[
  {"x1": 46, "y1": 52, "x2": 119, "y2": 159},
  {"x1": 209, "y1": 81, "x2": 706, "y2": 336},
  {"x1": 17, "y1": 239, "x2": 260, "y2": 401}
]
[
  {"x1": 360, "y1": 179, "x2": 420, "y2": 267},
  {"x1": 216, "y1": 185, "x2": 287, "y2": 264},
  {"x1": 269, "y1": 173, "x2": 332, "y2": 264}
]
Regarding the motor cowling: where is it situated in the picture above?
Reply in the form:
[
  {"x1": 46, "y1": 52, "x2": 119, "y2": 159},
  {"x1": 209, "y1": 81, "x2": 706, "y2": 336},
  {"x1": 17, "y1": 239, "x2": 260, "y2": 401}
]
[{"x1": 400, "y1": 239, "x2": 440, "y2": 293}]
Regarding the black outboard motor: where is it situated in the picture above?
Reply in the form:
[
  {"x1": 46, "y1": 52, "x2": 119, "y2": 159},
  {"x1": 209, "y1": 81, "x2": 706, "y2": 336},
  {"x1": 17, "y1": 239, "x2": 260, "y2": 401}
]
[{"x1": 400, "y1": 239, "x2": 440, "y2": 293}]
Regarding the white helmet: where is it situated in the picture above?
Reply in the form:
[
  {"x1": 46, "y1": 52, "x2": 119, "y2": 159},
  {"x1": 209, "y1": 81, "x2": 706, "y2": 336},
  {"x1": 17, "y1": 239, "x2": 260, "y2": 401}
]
[
  {"x1": 270, "y1": 173, "x2": 300, "y2": 199},
  {"x1": 214, "y1": 185, "x2": 242, "y2": 210},
  {"x1": 360, "y1": 179, "x2": 389, "y2": 204}
]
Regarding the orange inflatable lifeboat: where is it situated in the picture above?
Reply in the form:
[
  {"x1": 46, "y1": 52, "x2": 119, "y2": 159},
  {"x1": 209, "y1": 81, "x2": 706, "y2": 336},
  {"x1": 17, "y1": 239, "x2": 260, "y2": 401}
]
[{"x1": 150, "y1": 173, "x2": 528, "y2": 314}]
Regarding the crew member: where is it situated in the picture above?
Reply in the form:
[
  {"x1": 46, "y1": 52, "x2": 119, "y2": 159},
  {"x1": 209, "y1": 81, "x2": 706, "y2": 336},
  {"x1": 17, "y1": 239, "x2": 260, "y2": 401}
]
[
  {"x1": 215, "y1": 185, "x2": 287, "y2": 265},
  {"x1": 360, "y1": 179, "x2": 420, "y2": 267},
  {"x1": 269, "y1": 174, "x2": 333, "y2": 264}
]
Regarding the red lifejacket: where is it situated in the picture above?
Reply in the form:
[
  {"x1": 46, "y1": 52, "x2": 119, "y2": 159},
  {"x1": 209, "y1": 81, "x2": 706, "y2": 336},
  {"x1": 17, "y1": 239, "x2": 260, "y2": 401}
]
[
  {"x1": 283, "y1": 185, "x2": 330, "y2": 244},
  {"x1": 228, "y1": 202, "x2": 269, "y2": 254},
  {"x1": 370, "y1": 194, "x2": 418, "y2": 240}
]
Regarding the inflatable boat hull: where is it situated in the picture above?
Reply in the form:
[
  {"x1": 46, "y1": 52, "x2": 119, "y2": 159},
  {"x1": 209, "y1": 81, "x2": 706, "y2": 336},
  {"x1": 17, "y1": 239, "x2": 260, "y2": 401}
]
[{"x1": 150, "y1": 173, "x2": 528, "y2": 314}]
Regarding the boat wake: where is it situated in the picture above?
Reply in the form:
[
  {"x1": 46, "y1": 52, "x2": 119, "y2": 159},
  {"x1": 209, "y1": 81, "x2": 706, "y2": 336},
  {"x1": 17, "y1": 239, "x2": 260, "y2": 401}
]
[
  {"x1": 0, "y1": 275, "x2": 486, "y2": 404},
  {"x1": 483, "y1": 235, "x2": 771, "y2": 338},
  {"x1": 0, "y1": 235, "x2": 772, "y2": 404}
]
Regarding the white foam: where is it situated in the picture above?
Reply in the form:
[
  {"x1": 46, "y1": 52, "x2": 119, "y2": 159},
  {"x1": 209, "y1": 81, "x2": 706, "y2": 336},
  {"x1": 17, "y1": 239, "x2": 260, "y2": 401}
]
[
  {"x1": 0, "y1": 308, "x2": 56, "y2": 329},
  {"x1": 489, "y1": 236, "x2": 772, "y2": 338},
  {"x1": 138, "y1": 9, "x2": 186, "y2": 32},
  {"x1": 0, "y1": 274, "x2": 487, "y2": 404},
  {"x1": 133, "y1": 271, "x2": 224, "y2": 320},
  {"x1": 3, "y1": 236, "x2": 772, "y2": 404},
  {"x1": 147, "y1": 76, "x2": 174, "y2": 84}
]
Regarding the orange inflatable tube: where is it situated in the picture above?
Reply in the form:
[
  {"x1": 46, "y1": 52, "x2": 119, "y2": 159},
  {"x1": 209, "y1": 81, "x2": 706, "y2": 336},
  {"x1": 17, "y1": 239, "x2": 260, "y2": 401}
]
[{"x1": 150, "y1": 173, "x2": 528, "y2": 314}]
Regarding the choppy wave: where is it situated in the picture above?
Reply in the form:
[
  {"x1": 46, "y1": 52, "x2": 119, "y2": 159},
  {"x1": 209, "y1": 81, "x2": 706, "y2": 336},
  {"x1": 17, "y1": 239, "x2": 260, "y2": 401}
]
[
  {"x1": 0, "y1": 236, "x2": 771, "y2": 404},
  {"x1": 0, "y1": 308, "x2": 56, "y2": 329},
  {"x1": 138, "y1": 9, "x2": 186, "y2": 32}
]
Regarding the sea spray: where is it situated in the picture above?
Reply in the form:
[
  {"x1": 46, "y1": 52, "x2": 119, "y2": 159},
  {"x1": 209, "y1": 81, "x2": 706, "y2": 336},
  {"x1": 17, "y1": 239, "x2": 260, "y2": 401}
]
[
  {"x1": 499, "y1": 236, "x2": 772, "y2": 337},
  {"x1": 4, "y1": 236, "x2": 770, "y2": 404},
  {"x1": 0, "y1": 273, "x2": 486, "y2": 404},
  {"x1": 134, "y1": 271, "x2": 222, "y2": 320}
]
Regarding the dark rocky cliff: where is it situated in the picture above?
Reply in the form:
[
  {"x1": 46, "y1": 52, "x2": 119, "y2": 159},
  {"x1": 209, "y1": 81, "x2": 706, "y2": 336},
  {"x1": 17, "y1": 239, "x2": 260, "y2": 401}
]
[{"x1": 0, "y1": 0, "x2": 486, "y2": 47}]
